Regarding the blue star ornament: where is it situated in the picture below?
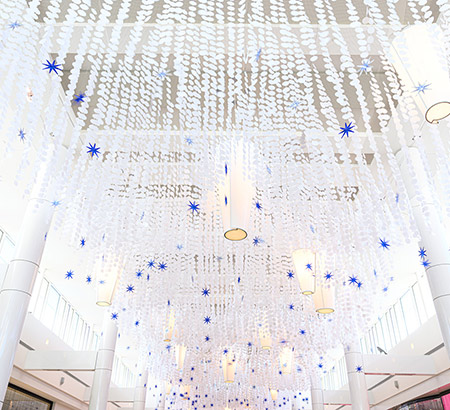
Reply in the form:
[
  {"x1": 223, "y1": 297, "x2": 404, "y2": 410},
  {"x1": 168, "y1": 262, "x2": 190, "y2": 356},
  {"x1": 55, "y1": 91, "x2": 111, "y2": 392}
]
[
  {"x1": 421, "y1": 259, "x2": 431, "y2": 268},
  {"x1": 357, "y1": 59, "x2": 372, "y2": 75},
  {"x1": 147, "y1": 260, "x2": 155, "y2": 269},
  {"x1": 73, "y1": 92, "x2": 86, "y2": 104},
  {"x1": 418, "y1": 247, "x2": 427, "y2": 260},
  {"x1": 65, "y1": 270, "x2": 74, "y2": 279},
  {"x1": 287, "y1": 271, "x2": 294, "y2": 279},
  {"x1": 203, "y1": 316, "x2": 211, "y2": 324},
  {"x1": 9, "y1": 21, "x2": 21, "y2": 29},
  {"x1": 126, "y1": 284, "x2": 135, "y2": 293},
  {"x1": 86, "y1": 275, "x2": 92, "y2": 284},
  {"x1": 188, "y1": 201, "x2": 200, "y2": 214},
  {"x1": 18, "y1": 129, "x2": 26, "y2": 141},
  {"x1": 356, "y1": 365, "x2": 363, "y2": 373},
  {"x1": 339, "y1": 122, "x2": 355, "y2": 138},
  {"x1": 80, "y1": 237, "x2": 86, "y2": 247},
  {"x1": 414, "y1": 83, "x2": 431, "y2": 93},
  {"x1": 202, "y1": 287, "x2": 210, "y2": 296},
  {"x1": 253, "y1": 237, "x2": 263, "y2": 246},
  {"x1": 111, "y1": 312, "x2": 118, "y2": 320},
  {"x1": 324, "y1": 271, "x2": 333, "y2": 281},
  {"x1": 158, "y1": 262, "x2": 167, "y2": 270},
  {"x1": 348, "y1": 275, "x2": 358, "y2": 285},
  {"x1": 42, "y1": 60, "x2": 62, "y2": 75},
  {"x1": 379, "y1": 238, "x2": 390, "y2": 250},
  {"x1": 86, "y1": 143, "x2": 101, "y2": 158}
]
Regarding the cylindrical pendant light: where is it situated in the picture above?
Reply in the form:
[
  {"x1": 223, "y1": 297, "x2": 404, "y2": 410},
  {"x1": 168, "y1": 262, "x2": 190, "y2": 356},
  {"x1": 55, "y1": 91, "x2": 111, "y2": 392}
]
[
  {"x1": 220, "y1": 140, "x2": 255, "y2": 241},
  {"x1": 270, "y1": 389, "x2": 278, "y2": 401},
  {"x1": 390, "y1": 23, "x2": 450, "y2": 124},
  {"x1": 313, "y1": 284, "x2": 335, "y2": 314},
  {"x1": 164, "y1": 308, "x2": 175, "y2": 342},
  {"x1": 165, "y1": 381, "x2": 172, "y2": 395},
  {"x1": 96, "y1": 275, "x2": 119, "y2": 306},
  {"x1": 181, "y1": 385, "x2": 190, "y2": 400},
  {"x1": 222, "y1": 354, "x2": 236, "y2": 383},
  {"x1": 279, "y1": 347, "x2": 293, "y2": 375},
  {"x1": 292, "y1": 249, "x2": 316, "y2": 295},
  {"x1": 95, "y1": 254, "x2": 122, "y2": 307},
  {"x1": 259, "y1": 332, "x2": 272, "y2": 350},
  {"x1": 175, "y1": 345, "x2": 187, "y2": 371}
]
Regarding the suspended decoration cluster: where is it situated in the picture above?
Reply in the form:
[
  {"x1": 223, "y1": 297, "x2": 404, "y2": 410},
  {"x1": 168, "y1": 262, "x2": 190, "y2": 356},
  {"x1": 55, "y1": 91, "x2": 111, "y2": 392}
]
[{"x1": 1, "y1": 0, "x2": 450, "y2": 409}]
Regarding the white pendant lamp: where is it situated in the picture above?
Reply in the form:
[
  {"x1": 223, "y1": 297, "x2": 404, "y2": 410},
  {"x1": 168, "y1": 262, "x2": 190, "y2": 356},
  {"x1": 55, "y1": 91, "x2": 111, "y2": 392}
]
[
  {"x1": 313, "y1": 284, "x2": 335, "y2": 314},
  {"x1": 390, "y1": 23, "x2": 450, "y2": 124},
  {"x1": 270, "y1": 389, "x2": 278, "y2": 401},
  {"x1": 96, "y1": 275, "x2": 119, "y2": 306},
  {"x1": 165, "y1": 381, "x2": 172, "y2": 395},
  {"x1": 259, "y1": 332, "x2": 272, "y2": 350},
  {"x1": 292, "y1": 249, "x2": 316, "y2": 295},
  {"x1": 164, "y1": 308, "x2": 175, "y2": 342},
  {"x1": 220, "y1": 141, "x2": 255, "y2": 241},
  {"x1": 222, "y1": 354, "x2": 236, "y2": 383},
  {"x1": 175, "y1": 345, "x2": 187, "y2": 371},
  {"x1": 95, "y1": 255, "x2": 121, "y2": 306},
  {"x1": 181, "y1": 385, "x2": 190, "y2": 400},
  {"x1": 279, "y1": 347, "x2": 293, "y2": 375}
]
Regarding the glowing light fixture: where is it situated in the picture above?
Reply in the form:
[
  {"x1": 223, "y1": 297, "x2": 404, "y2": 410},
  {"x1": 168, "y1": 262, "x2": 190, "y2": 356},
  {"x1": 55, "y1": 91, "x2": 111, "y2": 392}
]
[
  {"x1": 279, "y1": 347, "x2": 293, "y2": 375},
  {"x1": 165, "y1": 381, "x2": 172, "y2": 395},
  {"x1": 222, "y1": 353, "x2": 236, "y2": 383},
  {"x1": 313, "y1": 284, "x2": 335, "y2": 314},
  {"x1": 181, "y1": 385, "x2": 190, "y2": 400},
  {"x1": 164, "y1": 308, "x2": 175, "y2": 342},
  {"x1": 95, "y1": 255, "x2": 121, "y2": 306},
  {"x1": 175, "y1": 345, "x2": 187, "y2": 371},
  {"x1": 270, "y1": 389, "x2": 278, "y2": 401},
  {"x1": 292, "y1": 249, "x2": 316, "y2": 295},
  {"x1": 259, "y1": 332, "x2": 272, "y2": 350},
  {"x1": 390, "y1": 23, "x2": 450, "y2": 124},
  {"x1": 221, "y1": 142, "x2": 255, "y2": 241}
]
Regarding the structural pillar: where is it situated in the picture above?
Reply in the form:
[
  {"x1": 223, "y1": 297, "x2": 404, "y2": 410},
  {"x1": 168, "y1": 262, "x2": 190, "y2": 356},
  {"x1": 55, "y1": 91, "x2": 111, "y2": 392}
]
[
  {"x1": 132, "y1": 368, "x2": 149, "y2": 410},
  {"x1": 344, "y1": 342, "x2": 370, "y2": 410},
  {"x1": 88, "y1": 317, "x2": 118, "y2": 410},
  {"x1": 310, "y1": 375, "x2": 324, "y2": 410},
  {"x1": 0, "y1": 197, "x2": 54, "y2": 406},
  {"x1": 397, "y1": 147, "x2": 450, "y2": 357}
]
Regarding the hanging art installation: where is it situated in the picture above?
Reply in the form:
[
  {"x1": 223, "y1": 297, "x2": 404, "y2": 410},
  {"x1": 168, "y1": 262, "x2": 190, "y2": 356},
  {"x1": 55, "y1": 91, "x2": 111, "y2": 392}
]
[{"x1": 0, "y1": 0, "x2": 450, "y2": 409}]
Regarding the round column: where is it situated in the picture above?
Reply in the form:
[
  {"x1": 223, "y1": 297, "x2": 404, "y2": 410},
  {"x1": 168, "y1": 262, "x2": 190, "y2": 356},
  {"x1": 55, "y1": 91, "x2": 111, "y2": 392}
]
[
  {"x1": 133, "y1": 369, "x2": 149, "y2": 410},
  {"x1": 344, "y1": 342, "x2": 369, "y2": 410},
  {"x1": 310, "y1": 376, "x2": 325, "y2": 410},
  {"x1": 0, "y1": 198, "x2": 54, "y2": 406},
  {"x1": 397, "y1": 147, "x2": 450, "y2": 357},
  {"x1": 89, "y1": 318, "x2": 118, "y2": 410}
]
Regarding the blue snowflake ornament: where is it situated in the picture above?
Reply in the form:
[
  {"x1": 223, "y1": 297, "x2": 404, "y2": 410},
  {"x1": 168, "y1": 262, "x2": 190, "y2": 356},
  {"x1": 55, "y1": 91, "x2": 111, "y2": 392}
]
[
  {"x1": 414, "y1": 83, "x2": 431, "y2": 93},
  {"x1": 86, "y1": 143, "x2": 101, "y2": 158},
  {"x1": 73, "y1": 93, "x2": 86, "y2": 104},
  {"x1": 65, "y1": 270, "x2": 74, "y2": 279},
  {"x1": 188, "y1": 201, "x2": 200, "y2": 214},
  {"x1": 339, "y1": 122, "x2": 355, "y2": 138},
  {"x1": 42, "y1": 60, "x2": 62, "y2": 74},
  {"x1": 18, "y1": 129, "x2": 25, "y2": 142},
  {"x1": 357, "y1": 59, "x2": 372, "y2": 75},
  {"x1": 379, "y1": 238, "x2": 390, "y2": 250},
  {"x1": 9, "y1": 21, "x2": 21, "y2": 29}
]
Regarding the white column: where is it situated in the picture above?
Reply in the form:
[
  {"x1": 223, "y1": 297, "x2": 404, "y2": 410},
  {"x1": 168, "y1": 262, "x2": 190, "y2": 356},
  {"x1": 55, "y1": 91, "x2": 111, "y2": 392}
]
[
  {"x1": 0, "y1": 197, "x2": 54, "y2": 406},
  {"x1": 310, "y1": 376, "x2": 324, "y2": 410},
  {"x1": 344, "y1": 342, "x2": 369, "y2": 410},
  {"x1": 132, "y1": 369, "x2": 149, "y2": 410},
  {"x1": 88, "y1": 318, "x2": 118, "y2": 410},
  {"x1": 397, "y1": 147, "x2": 450, "y2": 357}
]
